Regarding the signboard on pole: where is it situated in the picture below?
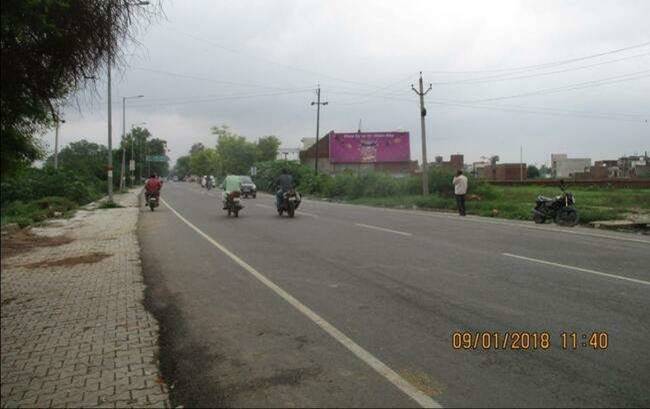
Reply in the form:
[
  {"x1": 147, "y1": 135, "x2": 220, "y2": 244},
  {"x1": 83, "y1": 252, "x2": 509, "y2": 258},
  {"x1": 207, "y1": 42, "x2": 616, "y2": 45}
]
[
  {"x1": 329, "y1": 132, "x2": 410, "y2": 163},
  {"x1": 250, "y1": 166, "x2": 257, "y2": 176},
  {"x1": 129, "y1": 160, "x2": 135, "y2": 171},
  {"x1": 146, "y1": 155, "x2": 168, "y2": 162}
]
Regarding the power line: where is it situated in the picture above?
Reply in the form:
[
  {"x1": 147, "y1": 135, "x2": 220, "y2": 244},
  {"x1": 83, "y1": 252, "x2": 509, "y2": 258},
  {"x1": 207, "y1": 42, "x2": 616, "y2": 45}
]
[
  {"x1": 432, "y1": 51, "x2": 650, "y2": 85},
  {"x1": 132, "y1": 67, "x2": 312, "y2": 91},
  {"x1": 468, "y1": 69, "x2": 650, "y2": 103},
  {"x1": 166, "y1": 27, "x2": 396, "y2": 91},
  {"x1": 423, "y1": 40, "x2": 650, "y2": 74},
  {"x1": 123, "y1": 89, "x2": 315, "y2": 108},
  {"x1": 325, "y1": 89, "x2": 647, "y2": 122}
]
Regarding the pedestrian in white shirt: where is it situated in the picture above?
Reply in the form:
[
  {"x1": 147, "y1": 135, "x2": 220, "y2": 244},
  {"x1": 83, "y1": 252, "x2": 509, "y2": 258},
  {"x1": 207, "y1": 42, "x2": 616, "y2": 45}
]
[{"x1": 452, "y1": 170, "x2": 468, "y2": 216}]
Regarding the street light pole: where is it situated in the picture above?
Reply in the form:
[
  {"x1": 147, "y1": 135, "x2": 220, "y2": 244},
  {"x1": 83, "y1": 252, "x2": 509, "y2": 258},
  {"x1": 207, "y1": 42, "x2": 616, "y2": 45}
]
[{"x1": 120, "y1": 95, "x2": 143, "y2": 190}]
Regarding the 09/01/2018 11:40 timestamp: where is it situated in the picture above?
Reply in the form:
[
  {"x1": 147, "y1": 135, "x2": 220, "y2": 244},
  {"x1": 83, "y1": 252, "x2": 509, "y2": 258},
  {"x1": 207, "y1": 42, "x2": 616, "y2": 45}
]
[{"x1": 451, "y1": 331, "x2": 609, "y2": 351}]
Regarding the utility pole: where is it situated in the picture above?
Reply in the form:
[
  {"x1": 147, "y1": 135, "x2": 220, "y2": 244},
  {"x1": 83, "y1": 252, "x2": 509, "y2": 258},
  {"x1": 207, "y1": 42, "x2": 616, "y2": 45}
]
[
  {"x1": 310, "y1": 85, "x2": 328, "y2": 174},
  {"x1": 520, "y1": 145, "x2": 524, "y2": 182},
  {"x1": 107, "y1": 42, "x2": 113, "y2": 202},
  {"x1": 411, "y1": 72, "x2": 432, "y2": 195},
  {"x1": 54, "y1": 114, "x2": 65, "y2": 169}
]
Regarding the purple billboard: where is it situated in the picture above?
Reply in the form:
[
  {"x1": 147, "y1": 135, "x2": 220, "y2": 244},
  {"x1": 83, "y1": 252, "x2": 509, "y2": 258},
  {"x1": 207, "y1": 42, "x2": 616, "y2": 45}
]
[{"x1": 329, "y1": 132, "x2": 410, "y2": 163}]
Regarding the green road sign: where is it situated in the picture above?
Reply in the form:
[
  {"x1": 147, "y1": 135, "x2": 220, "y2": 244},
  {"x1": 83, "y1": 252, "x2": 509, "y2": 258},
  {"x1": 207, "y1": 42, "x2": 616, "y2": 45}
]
[{"x1": 146, "y1": 155, "x2": 168, "y2": 162}]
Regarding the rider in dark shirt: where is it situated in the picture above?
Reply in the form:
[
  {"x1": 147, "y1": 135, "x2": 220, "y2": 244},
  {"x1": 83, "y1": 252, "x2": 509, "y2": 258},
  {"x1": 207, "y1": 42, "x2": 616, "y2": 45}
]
[{"x1": 275, "y1": 169, "x2": 294, "y2": 209}]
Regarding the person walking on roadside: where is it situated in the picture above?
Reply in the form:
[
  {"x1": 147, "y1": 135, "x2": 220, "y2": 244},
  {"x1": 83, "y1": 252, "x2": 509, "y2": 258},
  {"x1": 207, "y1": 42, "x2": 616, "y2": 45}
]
[{"x1": 452, "y1": 170, "x2": 468, "y2": 216}]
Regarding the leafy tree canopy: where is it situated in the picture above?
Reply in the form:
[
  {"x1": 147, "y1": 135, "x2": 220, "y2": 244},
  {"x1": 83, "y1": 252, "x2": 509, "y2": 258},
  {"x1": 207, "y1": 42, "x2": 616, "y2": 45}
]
[{"x1": 1, "y1": 0, "x2": 158, "y2": 177}]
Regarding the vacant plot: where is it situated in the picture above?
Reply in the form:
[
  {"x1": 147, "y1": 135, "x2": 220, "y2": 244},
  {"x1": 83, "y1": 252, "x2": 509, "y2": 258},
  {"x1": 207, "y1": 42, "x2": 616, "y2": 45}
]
[{"x1": 348, "y1": 185, "x2": 650, "y2": 224}]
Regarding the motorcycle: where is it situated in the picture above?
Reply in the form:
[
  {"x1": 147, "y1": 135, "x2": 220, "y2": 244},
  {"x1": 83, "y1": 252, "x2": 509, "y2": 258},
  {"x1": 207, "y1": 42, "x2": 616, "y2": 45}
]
[
  {"x1": 223, "y1": 191, "x2": 243, "y2": 217},
  {"x1": 532, "y1": 183, "x2": 579, "y2": 226},
  {"x1": 145, "y1": 192, "x2": 160, "y2": 212},
  {"x1": 277, "y1": 188, "x2": 301, "y2": 218}
]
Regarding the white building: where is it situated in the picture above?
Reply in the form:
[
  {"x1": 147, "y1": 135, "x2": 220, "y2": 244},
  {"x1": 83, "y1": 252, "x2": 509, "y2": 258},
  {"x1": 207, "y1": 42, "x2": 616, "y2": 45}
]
[
  {"x1": 551, "y1": 154, "x2": 591, "y2": 178},
  {"x1": 277, "y1": 147, "x2": 301, "y2": 161}
]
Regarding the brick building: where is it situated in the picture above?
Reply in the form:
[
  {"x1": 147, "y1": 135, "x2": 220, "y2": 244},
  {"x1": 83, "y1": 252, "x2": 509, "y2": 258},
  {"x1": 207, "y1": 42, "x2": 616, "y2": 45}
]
[
  {"x1": 431, "y1": 154, "x2": 464, "y2": 172},
  {"x1": 478, "y1": 163, "x2": 527, "y2": 181}
]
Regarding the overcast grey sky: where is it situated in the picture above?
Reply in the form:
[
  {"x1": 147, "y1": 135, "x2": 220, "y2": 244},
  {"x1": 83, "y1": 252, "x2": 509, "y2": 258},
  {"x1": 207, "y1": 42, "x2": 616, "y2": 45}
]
[{"x1": 49, "y1": 0, "x2": 650, "y2": 166}]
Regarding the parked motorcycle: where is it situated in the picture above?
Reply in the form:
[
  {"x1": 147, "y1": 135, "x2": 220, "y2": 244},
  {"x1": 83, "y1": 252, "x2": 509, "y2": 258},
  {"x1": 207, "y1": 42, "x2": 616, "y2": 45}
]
[
  {"x1": 146, "y1": 193, "x2": 160, "y2": 212},
  {"x1": 532, "y1": 183, "x2": 579, "y2": 226},
  {"x1": 223, "y1": 191, "x2": 243, "y2": 217},
  {"x1": 277, "y1": 189, "x2": 301, "y2": 218}
]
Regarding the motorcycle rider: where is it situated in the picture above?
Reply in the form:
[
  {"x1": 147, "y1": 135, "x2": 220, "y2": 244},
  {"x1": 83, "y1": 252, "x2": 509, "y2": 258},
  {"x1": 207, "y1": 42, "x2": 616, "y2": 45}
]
[
  {"x1": 144, "y1": 173, "x2": 163, "y2": 203},
  {"x1": 275, "y1": 168, "x2": 295, "y2": 210},
  {"x1": 222, "y1": 175, "x2": 242, "y2": 209}
]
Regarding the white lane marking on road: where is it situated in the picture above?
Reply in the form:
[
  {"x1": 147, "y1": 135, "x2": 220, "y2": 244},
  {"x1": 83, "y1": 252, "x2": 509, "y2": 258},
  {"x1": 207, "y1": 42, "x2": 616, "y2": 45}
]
[
  {"x1": 303, "y1": 199, "x2": 650, "y2": 245},
  {"x1": 502, "y1": 253, "x2": 650, "y2": 286},
  {"x1": 355, "y1": 223, "x2": 412, "y2": 237},
  {"x1": 161, "y1": 198, "x2": 440, "y2": 408}
]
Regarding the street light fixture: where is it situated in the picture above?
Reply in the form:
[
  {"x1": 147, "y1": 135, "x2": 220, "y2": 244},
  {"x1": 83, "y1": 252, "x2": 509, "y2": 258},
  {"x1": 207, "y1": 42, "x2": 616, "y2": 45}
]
[{"x1": 120, "y1": 95, "x2": 144, "y2": 189}]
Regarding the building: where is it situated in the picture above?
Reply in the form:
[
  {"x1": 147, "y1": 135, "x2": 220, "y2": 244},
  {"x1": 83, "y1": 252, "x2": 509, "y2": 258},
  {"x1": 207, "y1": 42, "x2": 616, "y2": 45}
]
[
  {"x1": 276, "y1": 147, "x2": 301, "y2": 161},
  {"x1": 301, "y1": 138, "x2": 316, "y2": 150},
  {"x1": 431, "y1": 154, "x2": 464, "y2": 172},
  {"x1": 478, "y1": 163, "x2": 527, "y2": 181},
  {"x1": 300, "y1": 131, "x2": 417, "y2": 175},
  {"x1": 551, "y1": 154, "x2": 591, "y2": 178}
]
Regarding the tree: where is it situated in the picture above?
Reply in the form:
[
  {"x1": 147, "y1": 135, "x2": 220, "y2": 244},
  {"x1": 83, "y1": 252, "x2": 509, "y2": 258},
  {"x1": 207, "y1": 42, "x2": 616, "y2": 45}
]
[
  {"x1": 1, "y1": 0, "x2": 159, "y2": 177},
  {"x1": 45, "y1": 140, "x2": 108, "y2": 181},
  {"x1": 256, "y1": 135, "x2": 281, "y2": 162},
  {"x1": 539, "y1": 164, "x2": 552, "y2": 178},
  {"x1": 189, "y1": 142, "x2": 205, "y2": 155},
  {"x1": 190, "y1": 148, "x2": 220, "y2": 176},
  {"x1": 173, "y1": 155, "x2": 191, "y2": 179},
  {"x1": 212, "y1": 125, "x2": 257, "y2": 175},
  {"x1": 527, "y1": 165, "x2": 540, "y2": 179},
  {"x1": 145, "y1": 138, "x2": 170, "y2": 177}
]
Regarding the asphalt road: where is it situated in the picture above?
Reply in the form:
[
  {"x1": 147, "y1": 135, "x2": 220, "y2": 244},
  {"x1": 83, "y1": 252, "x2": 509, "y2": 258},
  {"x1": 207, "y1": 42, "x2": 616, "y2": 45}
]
[{"x1": 138, "y1": 182, "x2": 650, "y2": 408}]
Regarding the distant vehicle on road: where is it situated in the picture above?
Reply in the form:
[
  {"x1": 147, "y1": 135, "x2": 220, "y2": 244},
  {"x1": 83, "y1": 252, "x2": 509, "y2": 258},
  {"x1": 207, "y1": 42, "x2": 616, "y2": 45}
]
[
  {"x1": 239, "y1": 175, "x2": 256, "y2": 198},
  {"x1": 533, "y1": 182, "x2": 579, "y2": 226},
  {"x1": 222, "y1": 175, "x2": 244, "y2": 217}
]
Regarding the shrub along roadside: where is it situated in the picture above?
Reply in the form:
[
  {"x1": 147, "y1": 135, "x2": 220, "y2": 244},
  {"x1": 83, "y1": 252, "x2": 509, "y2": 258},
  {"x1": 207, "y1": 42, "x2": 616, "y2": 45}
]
[
  {"x1": 251, "y1": 160, "x2": 647, "y2": 225},
  {"x1": 1, "y1": 167, "x2": 104, "y2": 227}
]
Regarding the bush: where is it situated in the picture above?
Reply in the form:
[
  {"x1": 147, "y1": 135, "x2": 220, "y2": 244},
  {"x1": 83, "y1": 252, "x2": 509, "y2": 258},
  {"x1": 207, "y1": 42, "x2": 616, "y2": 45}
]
[
  {"x1": 1, "y1": 167, "x2": 103, "y2": 206},
  {"x1": 1, "y1": 196, "x2": 79, "y2": 227}
]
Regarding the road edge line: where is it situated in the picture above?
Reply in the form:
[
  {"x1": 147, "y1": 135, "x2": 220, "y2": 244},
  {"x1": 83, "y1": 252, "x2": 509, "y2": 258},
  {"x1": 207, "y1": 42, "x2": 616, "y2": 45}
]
[
  {"x1": 160, "y1": 198, "x2": 441, "y2": 408},
  {"x1": 502, "y1": 253, "x2": 650, "y2": 286}
]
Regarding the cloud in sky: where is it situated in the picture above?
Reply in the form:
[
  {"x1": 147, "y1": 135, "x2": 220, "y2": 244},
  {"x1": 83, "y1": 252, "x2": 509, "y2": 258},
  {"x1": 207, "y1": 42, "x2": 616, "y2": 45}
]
[{"x1": 49, "y1": 0, "x2": 650, "y2": 166}]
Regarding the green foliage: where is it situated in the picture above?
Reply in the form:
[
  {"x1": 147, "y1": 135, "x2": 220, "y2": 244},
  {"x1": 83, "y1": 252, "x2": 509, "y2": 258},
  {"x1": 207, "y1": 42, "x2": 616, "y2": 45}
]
[
  {"x1": 98, "y1": 201, "x2": 124, "y2": 209},
  {"x1": 189, "y1": 148, "x2": 220, "y2": 176},
  {"x1": 173, "y1": 155, "x2": 191, "y2": 178},
  {"x1": 1, "y1": 167, "x2": 103, "y2": 206},
  {"x1": 527, "y1": 165, "x2": 541, "y2": 179},
  {"x1": 1, "y1": 196, "x2": 78, "y2": 227},
  {"x1": 256, "y1": 135, "x2": 281, "y2": 162},
  {"x1": 1, "y1": 0, "x2": 157, "y2": 177},
  {"x1": 45, "y1": 140, "x2": 107, "y2": 180}
]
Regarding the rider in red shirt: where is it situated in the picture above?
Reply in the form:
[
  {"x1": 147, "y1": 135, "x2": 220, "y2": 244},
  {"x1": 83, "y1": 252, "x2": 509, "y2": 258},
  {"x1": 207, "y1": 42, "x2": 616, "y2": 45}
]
[{"x1": 145, "y1": 173, "x2": 163, "y2": 201}]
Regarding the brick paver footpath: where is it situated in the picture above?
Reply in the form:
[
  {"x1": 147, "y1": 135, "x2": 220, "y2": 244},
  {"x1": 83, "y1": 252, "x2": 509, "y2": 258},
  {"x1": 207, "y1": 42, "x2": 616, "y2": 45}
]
[{"x1": 1, "y1": 190, "x2": 170, "y2": 408}]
